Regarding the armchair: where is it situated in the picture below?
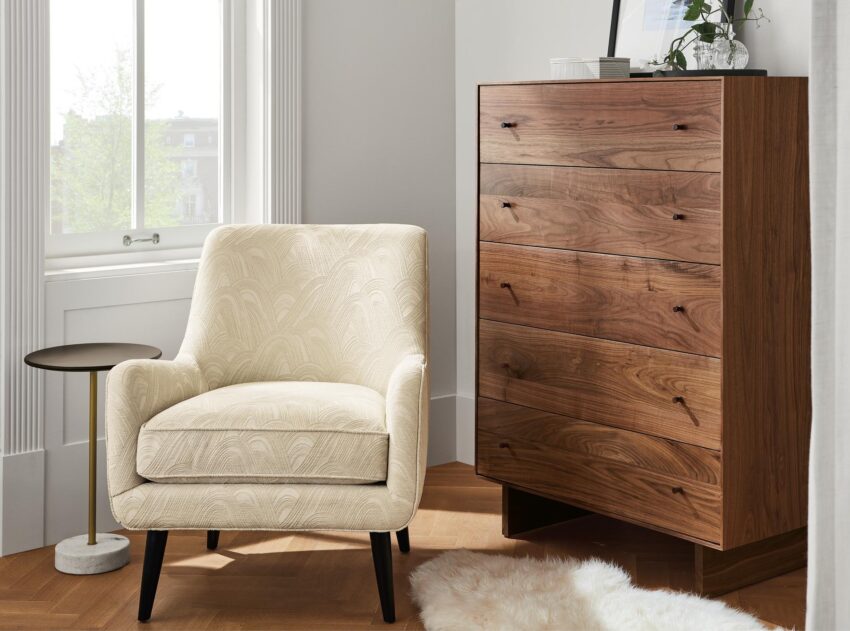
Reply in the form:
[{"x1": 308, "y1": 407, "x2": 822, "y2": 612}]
[{"x1": 106, "y1": 224, "x2": 429, "y2": 623}]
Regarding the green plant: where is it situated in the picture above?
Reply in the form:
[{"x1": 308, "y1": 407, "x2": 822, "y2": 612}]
[{"x1": 653, "y1": 0, "x2": 768, "y2": 70}]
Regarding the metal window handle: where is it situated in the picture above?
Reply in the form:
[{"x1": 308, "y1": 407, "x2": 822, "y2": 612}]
[{"x1": 123, "y1": 233, "x2": 160, "y2": 247}]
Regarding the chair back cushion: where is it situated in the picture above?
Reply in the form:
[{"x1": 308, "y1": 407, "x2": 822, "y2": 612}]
[{"x1": 180, "y1": 224, "x2": 428, "y2": 393}]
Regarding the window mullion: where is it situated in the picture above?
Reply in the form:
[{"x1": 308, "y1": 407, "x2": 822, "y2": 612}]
[{"x1": 131, "y1": 0, "x2": 145, "y2": 230}]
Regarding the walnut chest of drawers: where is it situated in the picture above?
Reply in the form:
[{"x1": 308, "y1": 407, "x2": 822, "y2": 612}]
[{"x1": 475, "y1": 77, "x2": 811, "y2": 594}]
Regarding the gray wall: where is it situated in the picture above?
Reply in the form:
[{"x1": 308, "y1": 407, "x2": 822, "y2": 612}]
[{"x1": 302, "y1": 0, "x2": 458, "y2": 462}]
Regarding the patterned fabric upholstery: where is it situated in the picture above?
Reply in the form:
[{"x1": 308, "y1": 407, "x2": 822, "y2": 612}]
[
  {"x1": 106, "y1": 224, "x2": 429, "y2": 531},
  {"x1": 137, "y1": 381, "x2": 389, "y2": 484}
]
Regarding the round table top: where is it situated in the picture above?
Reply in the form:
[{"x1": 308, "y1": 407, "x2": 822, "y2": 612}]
[{"x1": 24, "y1": 343, "x2": 162, "y2": 372}]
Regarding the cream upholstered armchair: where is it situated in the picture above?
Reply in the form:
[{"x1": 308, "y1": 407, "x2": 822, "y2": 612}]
[{"x1": 105, "y1": 224, "x2": 429, "y2": 624}]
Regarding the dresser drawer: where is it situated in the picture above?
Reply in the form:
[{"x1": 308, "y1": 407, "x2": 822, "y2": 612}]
[
  {"x1": 477, "y1": 428, "x2": 722, "y2": 544},
  {"x1": 478, "y1": 319, "x2": 721, "y2": 448},
  {"x1": 478, "y1": 398, "x2": 721, "y2": 485},
  {"x1": 479, "y1": 242, "x2": 722, "y2": 357},
  {"x1": 480, "y1": 164, "x2": 721, "y2": 264},
  {"x1": 480, "y1": 81, "x2": 721, "y2": 172}
]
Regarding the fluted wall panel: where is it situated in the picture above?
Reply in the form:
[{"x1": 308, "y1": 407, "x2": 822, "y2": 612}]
[
  {"x1": 265, "y1": 0, "x2": 301, "y2": 224},
  {"x1": 1, "y1": 0, "x2": 47, "y2": 456}
]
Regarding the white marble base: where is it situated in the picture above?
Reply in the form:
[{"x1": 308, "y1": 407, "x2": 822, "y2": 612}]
[{"x1": 54, "y1": 533, "x2": 130, "y2": 575}]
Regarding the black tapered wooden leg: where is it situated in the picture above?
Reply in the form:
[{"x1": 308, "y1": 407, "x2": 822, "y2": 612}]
[
  {"x1": 369, "y1": 532, "x2": 395, "y2": 623},
  {"x1": 395, "y1": 527, "x2": 410, "y2": 554},
  {"x1": 138, "y1": 530, "x2": 169, "y2": 622},
  {"x1": 207, "y1": 530, "x2": 220, "y2": 550}
]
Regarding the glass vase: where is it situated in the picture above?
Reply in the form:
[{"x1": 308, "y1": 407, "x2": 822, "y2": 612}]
[
  {"x1": 693, "y1": 41, "x2": 715, "y2": 70},
  {"x1": 713, "y1": 37, "x2": 750, "y2": 69}
]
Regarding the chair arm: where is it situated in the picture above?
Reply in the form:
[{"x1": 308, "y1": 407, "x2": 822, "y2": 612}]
[
  {"x1": 105, "y1": 356, "x2": 206, "y2": 498},
  {"x1": 384, "y1": 354, "x2": 429, "y2": 519}
]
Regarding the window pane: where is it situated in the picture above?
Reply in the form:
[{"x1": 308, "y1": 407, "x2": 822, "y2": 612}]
[
  {"x1": 144, "y1": 0, "x2": 221, "y2": 228},
  {"x1": 50, "y1": 0, "x2": 133, "y2": 235}
]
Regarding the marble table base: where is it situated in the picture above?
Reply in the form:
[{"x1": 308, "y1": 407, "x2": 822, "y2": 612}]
[{"x1": 54, "y1": 533, "x2": 130, "y2": 575}]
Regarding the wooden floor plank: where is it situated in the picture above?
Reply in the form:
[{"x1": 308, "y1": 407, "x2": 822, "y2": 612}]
[{"x1": 0, "y1": 463, "x2": 805, "y2": 629}]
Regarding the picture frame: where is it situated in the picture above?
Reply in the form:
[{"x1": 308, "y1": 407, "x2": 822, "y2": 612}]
[{"x1": 608, "y1": 0, "x2": 736, "y2": 70}]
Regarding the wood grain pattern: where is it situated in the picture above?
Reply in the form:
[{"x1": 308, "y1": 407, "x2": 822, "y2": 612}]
[
  {"x1": 478, "y1": 398, "x2": 721, "y2": 485},
  {"x1": 480, "y1": 164, "x2": 722, "y2": 264},
  {"x1": 478, "y1": 431, "x2": 722, "y2": 543},
  {"x1": 696, "y1": 528, "x2": 807, "y2": 596},
  {"x1": 501, "y1": 485, "x2": 589, "y2": 538},
  {"x1": 478, "y1": 319, "x2": 722, "y2": 448},
  {"x1": 720, "y1": 77, "x2": 811, "y2": 549},
  {"x1": 479, "y1": 81, "x2": 722, "y2": 171},
  {"x1": 479, "y1": 241, "x2": 722, "y2": 356}
]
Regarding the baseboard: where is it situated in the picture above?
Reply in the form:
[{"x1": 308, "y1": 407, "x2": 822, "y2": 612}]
[
  {"x1": 0, "y1": 449, "x2": 45, "y2": 556},
  {"x1": 455, "y1": 394, "x2": 475, "y2": 465}
]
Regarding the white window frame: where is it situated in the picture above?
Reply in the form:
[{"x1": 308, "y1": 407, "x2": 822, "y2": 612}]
[{"x1": 46, "y1": 0, "x2": 239, "y2": 269}]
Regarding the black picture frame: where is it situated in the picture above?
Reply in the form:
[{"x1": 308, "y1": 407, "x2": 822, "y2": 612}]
[{"x1": 608, "y1": 0, "x2": 737, "y2": 58}]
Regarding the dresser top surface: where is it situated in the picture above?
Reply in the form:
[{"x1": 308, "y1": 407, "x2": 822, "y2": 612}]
[{"x1": 478, "y1": 76, "x2": 805, "y2": 87}]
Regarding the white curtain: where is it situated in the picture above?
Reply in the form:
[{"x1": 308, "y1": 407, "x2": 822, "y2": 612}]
[{"x1": 808, "y1": 1, "x2": 850, "y2": 629}]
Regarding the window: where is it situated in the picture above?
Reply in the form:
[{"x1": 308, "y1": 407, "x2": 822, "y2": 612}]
[
  {"x1": 182, "y1": 159, "x2": 197, "y2": 178},
  {"x1": 49, "y1": 0, "x2": 230, "y2": 261}
]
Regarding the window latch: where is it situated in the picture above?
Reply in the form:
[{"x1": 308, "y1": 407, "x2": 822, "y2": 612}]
[{"x1": 123, "y1": 233, "x2": 160, "y2": 247}]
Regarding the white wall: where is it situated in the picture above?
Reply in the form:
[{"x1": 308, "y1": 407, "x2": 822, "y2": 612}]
[
  {"x1": 454, "y1": 0, "x2": 611, "y2": 463},
  {"x1": 738, "y1": 0, "x2": 810, "y2": 76},
  {"x1": 303, "y1": 0, "x2": 458, "y2": 463}
]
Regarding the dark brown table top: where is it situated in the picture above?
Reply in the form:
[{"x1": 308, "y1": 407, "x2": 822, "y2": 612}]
[{"x1": 24, "y1": 343, "x2": 162, "y2": 372}]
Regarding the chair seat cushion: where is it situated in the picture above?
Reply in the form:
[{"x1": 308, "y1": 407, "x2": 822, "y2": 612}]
[{"x1": 136, "y1": 382, "x2": 388, "y2": 484}]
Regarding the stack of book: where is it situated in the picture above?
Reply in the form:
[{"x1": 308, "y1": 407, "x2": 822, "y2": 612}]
[{"x1": 550, "y1": 57, "x2": 631, "y2": 80}]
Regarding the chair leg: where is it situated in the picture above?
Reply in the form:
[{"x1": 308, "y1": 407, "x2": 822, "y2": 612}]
[
  {"x1": 138, "y1": 530, "x2": 169, "y2": 623},
  {"x1": 396, "y1": 527, "x2": 410, "y2": 554},
  {"x1": 207, "y1": 530, "x2": 220, "y2": 550},
  {"x1": 369, "y1": 532, "x2": 396, "y2": 623}
]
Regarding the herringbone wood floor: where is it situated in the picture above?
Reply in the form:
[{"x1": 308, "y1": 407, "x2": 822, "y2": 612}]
[{"x1": 0, "y1": 463, "x2": 805, "y2": 630}]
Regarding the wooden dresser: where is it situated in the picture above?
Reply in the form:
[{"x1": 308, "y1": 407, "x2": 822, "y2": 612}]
[{"x1": 475, "y1": 77, "x2": 810, "y2": 594}]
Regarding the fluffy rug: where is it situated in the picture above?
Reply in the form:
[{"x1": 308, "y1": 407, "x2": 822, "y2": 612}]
[{"x1": 410, "y1": 550, "x2": 770, "y2": 631}]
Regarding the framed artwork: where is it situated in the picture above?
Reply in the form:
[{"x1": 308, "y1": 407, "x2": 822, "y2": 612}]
[{"x1": 608, "y1": 0, "x2": 736, "y2": 70}]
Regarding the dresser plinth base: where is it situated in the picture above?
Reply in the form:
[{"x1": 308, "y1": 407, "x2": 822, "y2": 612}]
[
  {"x1": 501, "y1": 485, "x2": 589, "y2": 538},
  {"x1": 694, "y1": 527, "x2": 807, "y2": 597}
]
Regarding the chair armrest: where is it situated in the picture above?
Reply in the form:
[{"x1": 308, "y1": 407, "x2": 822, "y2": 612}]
[
  {"x1": 105, "y1": 357, "x2": 206, "y2": 498},
  {"x1": 384, "y1": 354, "x2": 429, "y2": 517}
]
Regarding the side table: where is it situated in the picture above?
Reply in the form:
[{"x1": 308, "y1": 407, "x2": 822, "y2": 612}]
[{"x1": 25, "y1": 342, "x2": 161, "y2": 574}]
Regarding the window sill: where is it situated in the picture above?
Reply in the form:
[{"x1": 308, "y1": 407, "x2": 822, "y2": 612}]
[{"x1": 45, "y1": 257, "x2": 201, "y2": 282}]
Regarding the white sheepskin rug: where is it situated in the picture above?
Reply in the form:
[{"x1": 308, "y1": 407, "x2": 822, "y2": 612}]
[{"x1": 410, "y1": 550, "x2": 770, "y2": 631}]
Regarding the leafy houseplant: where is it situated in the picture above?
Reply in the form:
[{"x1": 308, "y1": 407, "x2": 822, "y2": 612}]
[{"x1": 655, "y1": 0, "x2": 768, "y2": 71}]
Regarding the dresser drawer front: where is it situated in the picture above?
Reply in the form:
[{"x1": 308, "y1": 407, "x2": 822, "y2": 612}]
[
  {"x1": 478, "y1": 398, "x2": 721, "y2": 485},
  {"x1": 480, "y1": 242, "x2": 722, "y2": 357},
  {"x1": 478, "y1": 319, "x2": 721, "y2": 448},
  {"x1": 480, "y1": 81, "x2": 722, "y2": 172},
  {"x1": 477, "y1": 429, "x2": 722, "y2": 544},
  {"x1": 479, "y1": 164, "x2": 721, "y2": 264}
]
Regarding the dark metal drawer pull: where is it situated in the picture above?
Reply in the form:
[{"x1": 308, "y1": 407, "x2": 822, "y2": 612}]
[
  {"x1": 672, "y1": 213, "x2": 685, "y2": 220},
  {"x1": 501, "y1": 121, "x2": 516, "y2": 128},
  {"x1": 500, "y1": 282, "x2": 512, "y2": 289},
  {"x1": 672, "y1": 396, "x2": 685, "y2": 404},
  {"x1": 672, "y1": 305, "x2": 685, "y2": 313},
  {"x1": 500, "y1": 201, "x2": 512, "y2": 208},
  {"x1": 672, "y1": 124, "x2": 688, "y2": 131},
  {"x1": 672, "y1": 486, "x2": 685, "y2": 494},
  {"x1": 498, "y1": 442, "x2": 510, "y2": 449}
]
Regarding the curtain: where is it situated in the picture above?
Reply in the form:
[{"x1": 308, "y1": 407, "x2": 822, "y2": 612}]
[{"x1": 808, "y1": 1, "x2": 850, "y2": 629}]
